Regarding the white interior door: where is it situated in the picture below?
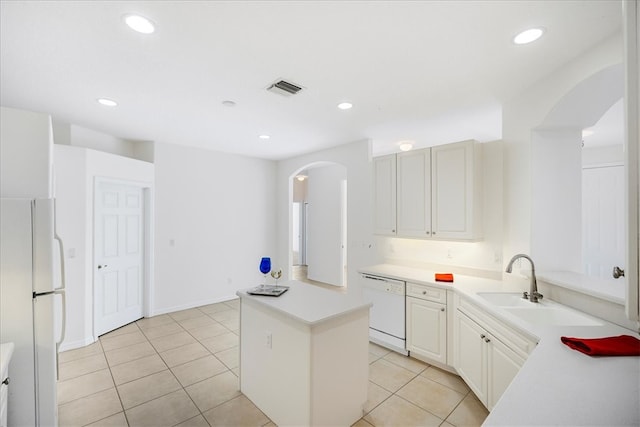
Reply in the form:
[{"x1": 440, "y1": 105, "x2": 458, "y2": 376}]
[
  {"x1": 95, "y1": 181, "x2": 144, "y2": 336},
  {"x1": 582, "y1": 165, "x2": 625, "y2": 278},
  {"x1": 306, "y1": 165, "x2": 347, "y2": 286}
]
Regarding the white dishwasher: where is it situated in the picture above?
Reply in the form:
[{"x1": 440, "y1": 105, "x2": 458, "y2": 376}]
[{"x1": 361, "y1": 274, "x2": 407, "y2": 355}]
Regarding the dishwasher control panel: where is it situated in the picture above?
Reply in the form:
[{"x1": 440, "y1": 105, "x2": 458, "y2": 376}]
[{"x1": 361, "y1": 274, "x2": 406, "y2": 296}]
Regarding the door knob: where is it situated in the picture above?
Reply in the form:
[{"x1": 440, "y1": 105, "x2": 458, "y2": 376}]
[
  {"x1": 98, "y1": 264, "x2": 108, "y2": 269},
  {"x1": 613, "y1": 266, "x2": 625, "y2": 279}
]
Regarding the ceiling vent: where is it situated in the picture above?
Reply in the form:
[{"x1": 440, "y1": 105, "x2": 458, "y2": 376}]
[{"x1": 267, "y1": 79, "x2": 303, "y2": 97}]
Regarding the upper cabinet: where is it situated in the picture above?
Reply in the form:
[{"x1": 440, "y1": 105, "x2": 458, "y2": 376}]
[
  {"x1": 372, "y1": 154, "x2": 397, "y2": 235},
  {"x1": 397, "y1": 149, "x2": 432, "y2": 237},
  {"x1": 431, "y1": 141, "x2": 483, "y2": 240},
  {"x1": 373, "y1": 140, "x2": 483, "y2": 241}
]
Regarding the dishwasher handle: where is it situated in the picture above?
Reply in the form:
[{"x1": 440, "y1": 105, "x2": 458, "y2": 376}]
[
  {"x1": 361, "y1": 274, "x2": 405, "y2": 285},
  {"x1": 362, "y1": 274, "x2": 387, "y2": 282}
]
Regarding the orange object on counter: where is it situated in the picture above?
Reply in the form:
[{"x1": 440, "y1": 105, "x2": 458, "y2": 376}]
[{"x1": 435, "y1": 273, "x2": 454, "y2": 282}]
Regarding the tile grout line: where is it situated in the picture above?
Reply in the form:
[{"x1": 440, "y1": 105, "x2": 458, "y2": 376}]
[
  {"x1": 64, "y1": 303, "x2": 484, "y2": 427},
  {"x1": 95, "y1": 321, "x2": 138, "y2": 427},
  {"x1": 168, "y1": 305, "x2": 241, "y2": 427},
  {"x1": 364, "y1": 346, "x2": 478, "y2": 426}
]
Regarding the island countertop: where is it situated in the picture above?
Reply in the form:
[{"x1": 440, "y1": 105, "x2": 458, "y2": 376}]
[{"x1": 236, "y1": 280, "x2": 372, "y2": 326}]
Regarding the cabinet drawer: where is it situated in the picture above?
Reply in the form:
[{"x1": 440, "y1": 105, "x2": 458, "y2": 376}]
[{"x1": 407, "y1": 282, "x2": 447, "y2": 304}]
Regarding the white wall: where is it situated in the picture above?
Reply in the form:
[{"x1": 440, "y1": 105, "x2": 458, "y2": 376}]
[
  {"x1": 152, "y1": 142, "x2": 277, "y2": 314},
  {"x1": 277, "y1": 140, "x2": 378, "y2": 295},
  {"x1": 376, "y1": 140, "x2": 504, "y2": 278},
  {"x1": 54, "y1": 145, "x2": 154, "y2": 349},
  {"x1": 531, "y1": 129, "x2": 583, "y2": 272},
  {"x1": 53, "y1": 146, "x2": 88, "y2": 349},
  {"x1": 1, "y1": 106, "x2": 53, "y2": 198},
  {"x1": 52, "y1": 119, "x2": 154, "y2": 163},
  {"x1": 306, "y1": 164, "x2": 347, "y2": 286}
]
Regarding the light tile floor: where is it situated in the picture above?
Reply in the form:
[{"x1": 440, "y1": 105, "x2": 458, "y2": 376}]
[{"x1": 58, "y1": 299, "x2": 488, "y2": 426}]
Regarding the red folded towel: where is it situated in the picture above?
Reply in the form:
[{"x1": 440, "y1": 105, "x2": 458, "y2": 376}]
[
  {"x1": 560, "y1": 335, "x2": 640, "y2": 356},
  {"x1": 435, "y1": 273, "x2": 454, "y2": 283}
]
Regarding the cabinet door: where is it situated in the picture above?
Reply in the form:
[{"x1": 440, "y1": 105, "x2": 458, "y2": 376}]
[
  {"x1": 406, "y1": 297, "x2": 446, "y2": 364},
  {"x1": 487, "y1": 335, "x2": 525, "y2": 410},
  {"x1": 454, "y1": 310, "x2": 487, "y2": 405},
  {"x1": 397, "y1": 149, "x2": 431, "y2": 237},
  {"x1": 431, "y1": 140, "x2": 479, "y2": 239},
  {"x1": 373, "y1": 154, "x2": 397, "y2": 235}
]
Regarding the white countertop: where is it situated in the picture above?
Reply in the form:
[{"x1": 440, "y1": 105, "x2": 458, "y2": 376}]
[
  {"x1": 236, "y1": 280, "x2": 372, "y2": 326},
  {"x1": 359, "y1": 264, "x2": 640, "y2": 427}
]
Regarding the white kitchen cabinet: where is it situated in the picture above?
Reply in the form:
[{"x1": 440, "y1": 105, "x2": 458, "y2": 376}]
[
  {"x1": 406, "y1": 282, "x2": 447, "y2": 364},
  {"x1": 397, "y1": 149, "x2": 431, "y2": 237},
  {"x1": 374, "y1": 140, "x2": 482, "y2": 240},
  {"x1": 431, "y1": 140, "x2": 483, "y2": 240},
  {"x1": 454, "y1": 309, "x2": 486, "y2": 400},
  {"x1": 453, "y1": 294, "x2": 536, "y2": 410},
  {"x1": 487, "y1": 331, "x2": 526, "y2": 409},
  {"x1": 373, "y1": 154, "x2": 397, "y2": 236}
]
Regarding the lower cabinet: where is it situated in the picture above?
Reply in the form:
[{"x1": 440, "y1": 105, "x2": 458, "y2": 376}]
[
  {"x1": 406, "y1": 282, "x2": 447, "y2": 365},
  {"x1": 453, "y1": 295, "x2": 536, "y2": 410},
  {"x1": 487, "y1": 332, "x2": 526, "y2": 409}
]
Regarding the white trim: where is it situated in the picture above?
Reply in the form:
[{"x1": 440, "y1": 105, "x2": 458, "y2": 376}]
[
  {"x1": 58, "y1": 335, "x2": 97, "y2": 353},
  {"x1": 150, "y1": 294, "x2": 239, "y2": 317},
  {"x1": 623, "y1": 0, "x2": 639, "y2": 325},
  {"x1": 582, "y1": 161, "x2": 624, "y2": 169}
]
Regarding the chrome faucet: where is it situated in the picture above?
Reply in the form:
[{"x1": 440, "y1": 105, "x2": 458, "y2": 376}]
[{"x1": 505, "y1": 254, "x2": 543, "y2": 303}]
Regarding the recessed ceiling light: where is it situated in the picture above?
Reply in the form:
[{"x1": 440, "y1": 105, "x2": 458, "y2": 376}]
[
  {"x1": 97, "y1": 98, "x2": 118, "y2": 107},
  {"x1": 222, "y1": 100, "x2": 236, "y2": 107},
  {"x1": 513, "y1": 28, "x2": 545, "y2": 45},
  {"x1": 398, "y1": 140, "x2": 415, "y2": 152},
  {"x1": 337, "y1": 102, "x2": 353, "y2": 110},
  {"x1": 124, "y1": 14, "x2": 155, "y2": 34},
  {"x1": 259, "y1": 135, "x2": 270, "y2": 140},
  {"x1": 296, "y1": 175, "x2": 307, "y2": 181}
]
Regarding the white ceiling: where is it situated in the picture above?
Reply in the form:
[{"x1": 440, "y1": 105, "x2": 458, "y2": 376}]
[{"x1": 0, "y1": 1, "x2": 622, "y2": 160}]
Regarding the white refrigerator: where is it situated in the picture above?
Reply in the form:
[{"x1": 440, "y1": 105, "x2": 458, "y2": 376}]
[{"x1": 0, "y1": 198, "x2": 66, "y2": 426}]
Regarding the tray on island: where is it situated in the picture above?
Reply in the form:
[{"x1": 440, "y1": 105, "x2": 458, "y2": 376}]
[{"x1": 247, "y1": 285, "x2": 290, "y2": 297}]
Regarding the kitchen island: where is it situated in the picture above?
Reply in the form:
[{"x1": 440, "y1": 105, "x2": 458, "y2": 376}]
[{"x1": 236, "y1": 281, "x2": 372, "y2": 427}]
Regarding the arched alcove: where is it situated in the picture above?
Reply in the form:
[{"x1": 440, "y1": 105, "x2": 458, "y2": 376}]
[{"x1": 531, "y1": 63, "x2": 625, "y2": 292}]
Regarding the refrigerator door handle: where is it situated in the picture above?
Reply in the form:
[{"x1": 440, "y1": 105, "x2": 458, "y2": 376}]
[
  {"x1": 54, "y1": 233, "x2": 66, "y2": 345},
  {"x1": 54, "y1": 232, "x2": 66, "y2": 292},
  {"x1": 54, "y1": 288, "x2": 66, "y2": 380},
  {"x1": 54, "y1": 233, "x2": 67, "y2": 380}
]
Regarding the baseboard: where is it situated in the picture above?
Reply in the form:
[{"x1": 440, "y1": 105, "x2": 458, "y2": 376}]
[
  {"x1": 59, "y1": 335, "x2": 96, "y2": 352},
  {"x1": 150, "y1": 294, "x2": 239, "y2": 317}
]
